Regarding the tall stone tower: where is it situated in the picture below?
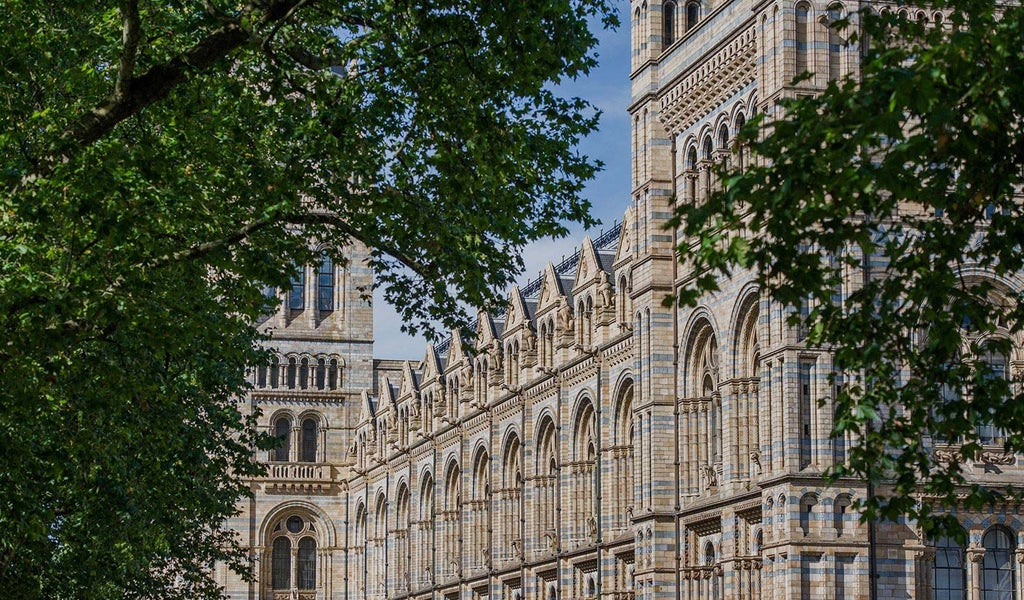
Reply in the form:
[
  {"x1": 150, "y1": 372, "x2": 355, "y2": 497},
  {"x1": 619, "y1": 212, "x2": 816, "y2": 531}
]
[
  {"x1": 221, "y1": 240, "x2": 374, "y2": 600},
  {"x1": 629, "y1": 0, "x2": 871, "y2": 598}
]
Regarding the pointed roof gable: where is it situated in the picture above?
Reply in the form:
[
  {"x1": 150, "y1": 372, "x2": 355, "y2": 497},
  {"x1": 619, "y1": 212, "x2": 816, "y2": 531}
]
[
  {"x1": 572, "y1": 236, "x2": 602, "y2": 290},
  {"x1": 614, "y1": 206, "x2": 636, "y2": 266},
  {"x1": 505, "y1": 285, "x2": 531, "y2": 331},
  {"x1": 398, "y1": 360, "x2": 420, "y2": 398},
  {"x1": 446, "y1": 328, "x2": 468, "y2": 371},
  {"x1": 476, "y1": 310, "x2": 498, "y2": 349},
  {"x1": 420, "y1": 344, "x2": 443, "y2": 383},
  {"x1": 376, "y1": 375, "x2": 396, "y2": 415},
  {"x1": 358, "y1": 390, "x2": 376, "y2": 425},
  {"x1": 536, "y1": 262, "x2": 568, "y2": 314}
]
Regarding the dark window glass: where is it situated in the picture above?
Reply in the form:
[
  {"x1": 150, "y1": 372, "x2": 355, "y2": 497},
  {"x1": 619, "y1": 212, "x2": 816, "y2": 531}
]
[
  {"x1": 298, "y1": 537, "x2": 317, "y2": 589},
  {"x1": 316, "y1": 359, "x2": 326, "y2": 390},
  {"x1": 269, "y1": 357, "x2": 279, "y2": 389},
  {"x1": 686, "y1": 1, "x2": 699, "y2": 30},
  {"x1": 328, "y1": 359, "x2": 339, "y2": 390},
  {"x1": 274, "y1": 417, "x2": 290, "y2": 462},
  {"x1": 318, "y1": 253, "x2": 334, "y2": 313},
  {"x1": 981, "y1": 528, "x2": 1015, "y2": 600},
  {"x1": 978, "y1": 348, "x2": 1008, "y2": 445},
  {"x1": 287, "y1": 516, "x2": 304, "y2": 533},
  {"x1": 272, "y1": 537, "x2": 291, "y2": 590},
  {"x1": 663, "y1": 1, "x2": 676, "y2": 45},
  {"x1": 934, "y1": 536, "x2": 966, "y2": 600},
  {"x1": 287, "y1": 358, "x2": 297, "y2": 389},
  {"x1": 289, "y1": 266, "x2": 305, "y2": 311},
  {"x1": 796, "y1": 2, "x2": 810, "y2": 74},
  {"x1": 299, "y1": 358, "x2": 309, "y2": 389},
  {"x1": 301, "y1": 418, "x2": 317, "y2": 463}
]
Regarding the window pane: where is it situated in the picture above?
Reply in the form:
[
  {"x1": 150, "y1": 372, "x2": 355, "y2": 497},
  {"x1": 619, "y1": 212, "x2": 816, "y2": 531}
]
[
  {"x1": 318, "y1": 254, "x2": 334, "y2": 312},
  {"x1": 298, "y1": 537, "x2": 317, "y2": 589},
  {"x1": 301, "y1": 418, "x2": 317, "y2": 463},
  {"x1": 289, "y1": 267, "x2": 305, "y2": 311},
  {"x1": 272, "y1": 537, "x2": 291, "y2": 590},
  {"x1": 274, "y1": 418, "x2": 290, "y2": 462},
  {"x1": 981, "y1": 529, "x2": 1015, "y2": 600},
  {"x1": 933, "y1": 536, "x2": 965, "y2": 600}
]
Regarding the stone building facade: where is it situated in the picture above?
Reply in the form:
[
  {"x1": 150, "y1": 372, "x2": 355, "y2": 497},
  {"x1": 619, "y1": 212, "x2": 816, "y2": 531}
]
[{"x1": 220, "y1": 1, "x2": 1024, "y2": 599}]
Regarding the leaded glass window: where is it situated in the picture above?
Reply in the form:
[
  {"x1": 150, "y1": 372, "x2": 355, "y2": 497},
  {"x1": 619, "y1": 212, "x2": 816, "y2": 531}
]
[
  {"x1": 272, "y1": 537, "x2": 291, "y2": 590},
  {"x1": 981, "y1": 528, "x2": 1015, "y2": 600},
  {"x1": 298, "y1": 537, "x2": 317, "y2": 589},
  {"x1": 273, "y1": 417, "x2": 291, "y2": 462},
  {"x1": 933, "y1": 536, "x2": 965, "y2": 600},
  {"x1": 300, "y1": 418, "x2": 317, "y2": 463},
  {"x1": 289, "y1": 266, "x2": 305, "y2": 311},
  {"x1": 318, "y1": 253, "x2": 334, "y2": 313},
  {"x1": 977, "y1": 348, "x2": 1009, "y2": 445}
]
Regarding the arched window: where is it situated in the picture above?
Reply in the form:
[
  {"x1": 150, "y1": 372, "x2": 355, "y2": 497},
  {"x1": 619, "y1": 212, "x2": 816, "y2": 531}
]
[
  {"x1": 423, "y1": 392, "x2": 434, "y2": 434},
  {"x1": 287, "y1": 357, "x2": 297, "y2": 389},
  {"x1": 833, "y1": 494, "x2": 852, "y2": 536},
  {"x1": 297, "y1": 537, "x2": 317, "y2": 589},
  {"x1": 273, "y1": 416, "x2": 291, "y2": 462},
  {"x1": 317, "y1": 252, "x2": 334, "y2": 313},
  {"x1": 289, "y1": 265, "x2": 305, "y2": 311},
  {"x1": 796, "y1": 2, "x2": 811, "y2": 75},
  {"x1": 268, "y1": 515, "x2": 319, "y2": 595},
  {"x1": 316, "y1": 358, "x2": 326, "y2": 389},
  {"x1": 299, "y1": 357, "x2": 309, "y2": 389},
  {"x1": 272, "y1": 537, "x2": 291, "y2": 590},
  {"x1": 270, "y1": 355, "x2": 280, "y2": 388},
  {"x1": 686, "y1": 0, "x2": 699, "y2": 30},
  {"x1": 977, "y1": 346, "x2": 1009, "y2": 445},
  {"x1": 300, "y1": 417, "x2": 318, "y2": 463},
  {"x1": 735, "y1": 114, "x2": 747, "y2": 169},
  {"x1": 663, "y1": 1, "x2": 677, "y2": 46},
  {"x1": 933, "y1": 535, "x2": 966, "y2": 599},
  {"x1": 328, "y1": 358, "x2": 339, "y2": 390},
  {"x1": 981, "y1": 527, "x2": 1015, "y2": 599},
  {"x1": 799, "y1": 494, "x2": 817, "y2": 536},
  {"x1": 827, "y1": 4, "x2": 843, "y2": 79}
]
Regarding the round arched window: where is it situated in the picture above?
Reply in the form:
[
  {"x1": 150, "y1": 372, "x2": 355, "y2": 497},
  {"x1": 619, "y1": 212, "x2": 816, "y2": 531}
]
[{"x1": 268, "y1": 514, "x2": 319, "y2": 593}]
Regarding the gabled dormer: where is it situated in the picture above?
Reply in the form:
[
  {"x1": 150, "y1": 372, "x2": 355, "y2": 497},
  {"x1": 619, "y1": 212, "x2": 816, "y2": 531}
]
[
  {"x1": 397, "y1": 361, "x2": 421, "y2": 443},
  {"x1": 443, "y1": 330, "x2": 472, "y2": 422},
  {"x1": 535, "y1": 263, "x2": 571, "y2": 369},
  {"x1": 398, "y1": 360, "x2": 420, "y2": 401},
  {"x1": 375, "y1": 375, "x2": 399, "y2": 453},
  {"x1": 418, "y1": 345, "x2": 444, "y2": 433}
]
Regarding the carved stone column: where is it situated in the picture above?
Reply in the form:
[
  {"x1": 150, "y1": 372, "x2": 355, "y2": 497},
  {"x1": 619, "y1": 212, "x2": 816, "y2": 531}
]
[
  {"x1": 967, "y1": 546, "x2": 985, "y2": 600},
  {"x1": 1015, "y1": 548, "x2": 1024, "y2": 600}
]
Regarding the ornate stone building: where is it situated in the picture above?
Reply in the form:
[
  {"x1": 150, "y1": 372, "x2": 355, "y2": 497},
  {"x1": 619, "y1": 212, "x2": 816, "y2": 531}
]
[{"x1": 219, "y1": 1, "x2": 1024, "y2": 599}]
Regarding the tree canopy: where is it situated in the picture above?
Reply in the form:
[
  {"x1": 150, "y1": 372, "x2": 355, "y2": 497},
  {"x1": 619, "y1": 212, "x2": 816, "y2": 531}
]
[
  {"x1": 673, "y1": 0, "x2": 1024, "y2": 537},
  {"x1": 0, "y1": 1, "x2": 615, "y2": 597}
]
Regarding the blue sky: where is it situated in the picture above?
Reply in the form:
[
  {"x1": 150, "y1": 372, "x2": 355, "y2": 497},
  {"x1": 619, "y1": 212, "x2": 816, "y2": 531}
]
[{"x1": 374, "y1": 10, "x2": 632, "y2": 359}]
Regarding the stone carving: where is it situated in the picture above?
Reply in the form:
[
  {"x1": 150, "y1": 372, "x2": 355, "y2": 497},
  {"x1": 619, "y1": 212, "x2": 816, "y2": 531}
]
[
  {"x1": 750, "y1": 450, "x2": 762, "y2": 475},
  {"x1": 981, "y1": 451, "x2": 1016, "y2": 465},
  {"x1": 700, "y1": 463, "x2": 718, "y2": 489},
  {"x1": 598, "y1": 272, "x2": 614, "y2": 309},
  {"x1": 933, "y1": 448, "x2": 960, "y2": 464}
]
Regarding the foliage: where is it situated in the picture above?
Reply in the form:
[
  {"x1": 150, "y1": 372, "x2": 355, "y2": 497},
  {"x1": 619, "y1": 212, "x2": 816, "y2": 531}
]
[
  {"x1": 672, "y1": 0, "x2": 1024, "y2": 536},
  {"x1": 0, "y1": 0, "x2": 615, "y2": 597}
]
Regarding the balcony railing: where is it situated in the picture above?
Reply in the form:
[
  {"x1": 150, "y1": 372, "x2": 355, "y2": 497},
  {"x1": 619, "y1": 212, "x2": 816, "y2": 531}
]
[{"x1": 260, "y1": 462, "x2": 335, "y2": 495}]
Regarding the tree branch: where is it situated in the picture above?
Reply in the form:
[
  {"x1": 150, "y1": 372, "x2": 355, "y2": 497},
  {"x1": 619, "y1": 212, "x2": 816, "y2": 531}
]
[
  {"x1": 284, "y1": 210, "x2": 436, "y2": 281},
  {"x1": 22, "y1": 0, "x2": 313, "y2": 189},
  {"x1": 114, "y1": 0, "x2": 142, "y2": 102}
]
